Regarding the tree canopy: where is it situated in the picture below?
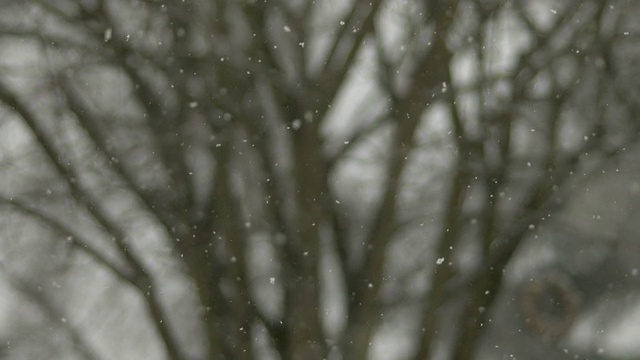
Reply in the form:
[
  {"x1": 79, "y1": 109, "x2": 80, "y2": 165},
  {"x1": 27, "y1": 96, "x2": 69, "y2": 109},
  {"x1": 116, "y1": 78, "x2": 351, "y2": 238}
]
[{"x1": 1, "y1": 1, "x2": 640, "y2": 359}]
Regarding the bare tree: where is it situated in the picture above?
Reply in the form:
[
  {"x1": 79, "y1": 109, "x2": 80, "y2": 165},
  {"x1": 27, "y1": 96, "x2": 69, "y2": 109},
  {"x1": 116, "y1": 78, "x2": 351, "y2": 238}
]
[{"x1": 1, "y1": 0, "x2": 640, "y2": 359}]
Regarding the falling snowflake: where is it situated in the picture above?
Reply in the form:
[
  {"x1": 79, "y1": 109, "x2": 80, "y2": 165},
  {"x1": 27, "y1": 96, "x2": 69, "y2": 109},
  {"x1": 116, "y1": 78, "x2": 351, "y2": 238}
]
[{"x1": 104, "y1": 28, "x2": 112, "y2": 42}]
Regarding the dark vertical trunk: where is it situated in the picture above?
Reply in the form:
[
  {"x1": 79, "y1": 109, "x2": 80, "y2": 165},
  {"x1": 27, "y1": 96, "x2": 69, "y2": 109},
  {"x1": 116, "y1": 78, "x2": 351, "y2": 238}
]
[{"x1": 284, "y1": 118, "x2": 327, "y2": 360}]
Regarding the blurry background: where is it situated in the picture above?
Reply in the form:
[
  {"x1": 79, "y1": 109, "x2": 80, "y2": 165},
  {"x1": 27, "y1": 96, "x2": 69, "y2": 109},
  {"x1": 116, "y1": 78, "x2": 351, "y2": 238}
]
[{"x1": 1, "y1": 0, "x2": 640, "y2": 359}]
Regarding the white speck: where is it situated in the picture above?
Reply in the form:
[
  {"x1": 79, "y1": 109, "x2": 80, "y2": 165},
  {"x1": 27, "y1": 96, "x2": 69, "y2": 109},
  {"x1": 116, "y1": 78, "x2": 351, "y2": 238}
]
[
  {"x1": 104, "y1": 28, "x2": 112, "y2": 42},
  {"x1": 304, "y1": 111, "x2": 313, "y2": 122},
  {"x1": 528, "y1": 224, "x2": 535, "y2": 230},
  {"x1": 284, "y1": 25, "x2": 291, "y2": 32},
  {"x1": 292, "y1": 119, "x2": 301, "y2": 130},
  {"x1": 368, "y1": 283, "x2": 373, "y2": 288},
  {"x1": 441, "y1": 82, "x2": 448, "y2": 93},
  {"x1": 299, "y1": 42, "x2": 305, "y2": 48},
  {"x1": 436, "y1": 257, "x2": 445, "y2": 265},
  {"x1": 340, "y1": 21, "x2": 345, "y2": 26},
  {"x1": 632, "y1": 269, "x2": 638, "y2": 276},
  {"x1": 230, "y1": 256, "x2": 237, "y2": 263},
  {"x1": 189, "y1": 101, "x2": 198, "y2": 108},
  {"x1": 335, "y1": 200, "x2": 341, "y2": 204},
  {"x1": 550, "y1": 9, "x2": 557, "y2": 14},
  {"x1": 303, "y1": 251, "x2": 309, "y2": 256},
  {"x1": 244, "y1": 222, "x2": 251, "y2": 228},
  {"x1": 624, "y1": 32, "x2": 629, "y2": 35},
  {"x1": 125, "y1": 34, "x2": 130, "y2": 42},
  {"x1": 269, "y1": 277, "x2": 275, "y2": 284},
  {"x1": 527, "y1": 162, "x2": 531, "y2": 167}
]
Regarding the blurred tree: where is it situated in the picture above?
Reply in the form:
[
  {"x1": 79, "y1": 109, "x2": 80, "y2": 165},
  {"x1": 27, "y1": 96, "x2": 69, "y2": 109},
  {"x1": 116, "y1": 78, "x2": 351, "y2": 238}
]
[{"x1": 1, "y1": 0, "x2": 640, "y2": 359}]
